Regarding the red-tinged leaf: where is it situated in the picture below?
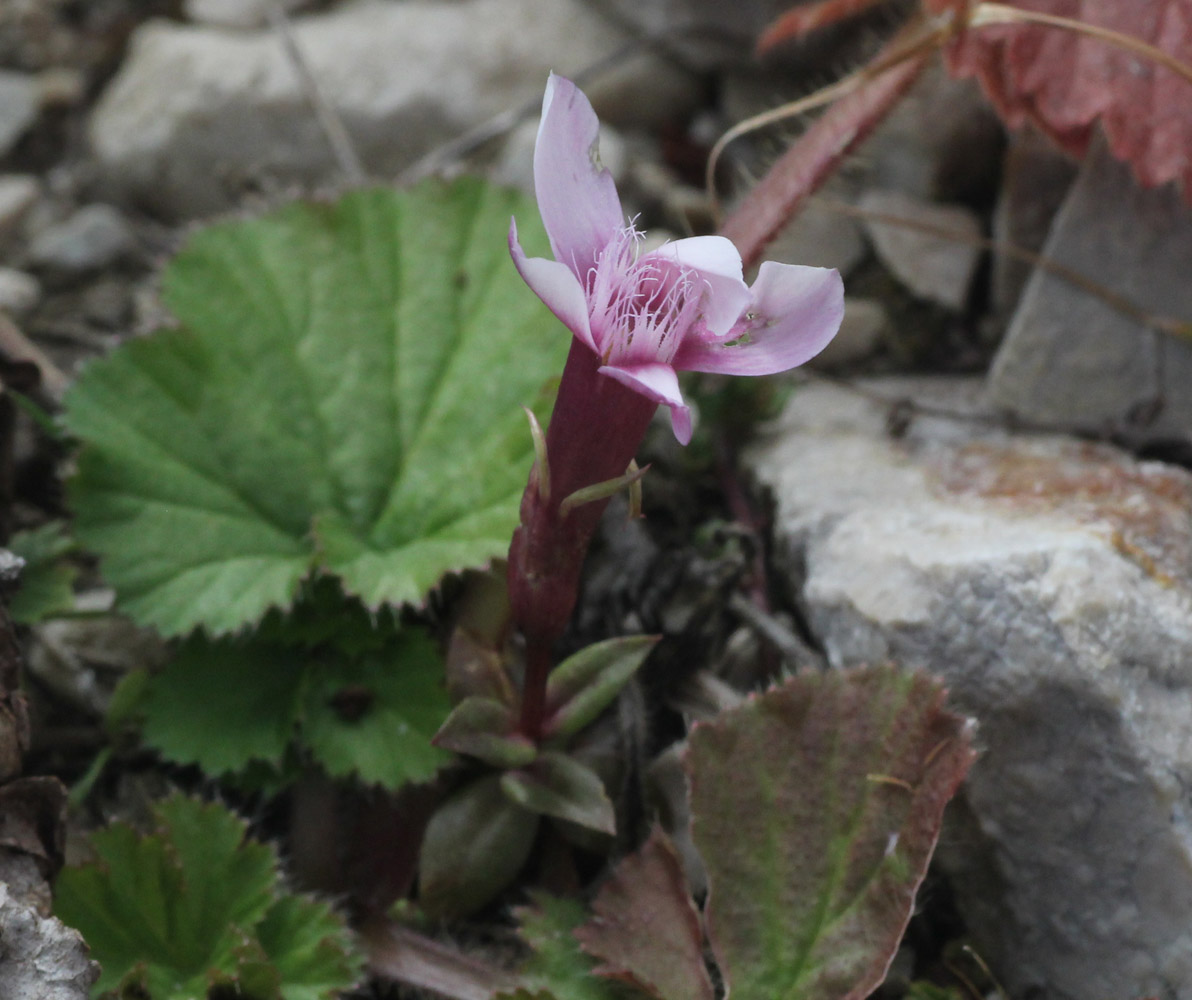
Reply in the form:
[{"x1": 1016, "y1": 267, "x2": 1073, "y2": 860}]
[
  {"x1": 543, "y1": 635, "x2": 658, "y2": 741},
  {"x1": 418, "y1": 775, "x2": 540, "y2": 918},
  {"x1": 930, "y1": 0, "x2": 1192, "y2": 197},
  {"x1": 501, "y1": 752, "x2": 616, "y2": 835},
  {"x1": 686, "y1": 666, "x2": 975, "y2": 1000},
  {"x1": 720, "y1": 26, "x2": 931, "y2": 269},
  {"x1": 433, "y1": 696, "x2": 538, "y2": 769},
  {"x1": 574, "y1": 828, "x2": 714, "y2": 1000},
  {"x1": 757, "y1": 0, "x2": 891, "y2": 53}
]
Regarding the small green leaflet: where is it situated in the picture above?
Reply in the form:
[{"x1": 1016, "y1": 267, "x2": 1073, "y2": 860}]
[
  {"x1": 140, "y1": 625, "x2": 452, "y2": 788},
  {"x1": 64, "y1": 179, "x2": 567, "y2": 636},
  {"x1": 53, "y1": 796, "x2": 361, "y2": 1000}
]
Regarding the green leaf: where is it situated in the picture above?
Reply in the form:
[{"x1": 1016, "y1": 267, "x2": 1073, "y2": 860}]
[
  {"x1": 299, "y1": 630, "x2": 452, "y2": 787},
  {"x1": 686, "y1": 666, "x2": 975, "y2": 1000},
  {"x1": 141, "y1": 639, "x2": 305, "y2": 776},
  {"x1": 54, "y1": 797, "x2": 359, "y2": 1000},
  {"x1": 419, "y1": 775, "x2": 540, "y2": 918},
  {"x1": 543, "y1": 635, "x2": 658, "y2": 741},
  {"x1": 64, "y1": 179, "x2": 566, "y2": 636},
  {"x1": 257, "y1": 895, "x2": 363, "y2": 1000},
  {"x1": 140, "y1": 626, "x2": 451, "y2": 789},
  {"x1": 500, "y1": 752, "x2": 615, "y2": 835},
  {"x1": 505, "y1": 895, "x2": 623, "y2": 1000},
  {"x1": 433, "y1": 696, "x2": 537, "y2": 768},
  {"x1": 7, "y1": 522, "x2": 77, "y2": 624}
]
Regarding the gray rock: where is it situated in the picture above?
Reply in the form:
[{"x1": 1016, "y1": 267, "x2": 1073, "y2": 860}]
[
  {"x1": 990, "y1": 126, "x2": 1076, "y2": 318},
  {"x1": 593, "y1": 0, "x2": 793, "y2": 69},
  {"x1": 747, "y1": 376, "x2": 1192, "y2": 1000},
  {"x1": 0, "y1": 71, "x2": 37, "y2": 158},
  {"x1": 988, "y1": 140, "x2": 1192, "y2": 438},
  {"x1": 858, "y1": 189, "x2": 982, "y2": 310},
  {"x1": 762, "y1": 199, "x2": 866, "y2": 277},
  {"x1": 0, "y1": 175, "x2": 39, "y2": 241},
  {"x1": 809, "y1": 297, "x2": 886, "y2": 368},
  {"x1": 185, "y1": 0, "x2": 305, "y2": 28},
  {"x1": 0, "y1": 268, "x2": 41, "y2": 317},
  {"x1": 862, "y1": 64, "x2": 1002, "y2": 205},
  {"x1": 0, "y1": 884, "x2": 98, "y2": 1000},
  {"x1": 26, "y1": 205, "x2": 135, "y2": 273},
  {"x1": 89, "y1": 0, "x2": 697, "y2": 218}
]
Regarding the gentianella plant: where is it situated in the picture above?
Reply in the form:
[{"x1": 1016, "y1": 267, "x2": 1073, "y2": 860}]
[{"x1": 506, "y1": 74, "x2": 845, "y2": 740}]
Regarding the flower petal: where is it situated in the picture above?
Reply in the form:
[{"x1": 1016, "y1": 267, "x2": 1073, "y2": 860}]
[
  {"x1": 673, "y1": 262, "x2": 843, "y2": 376},
  {"x1": 509, "y1": 219, "x2": 596, "y2": 352},
  {"x1": 535, "y1": 73, "x2": 624, "y2": 279},
  {"x1": 598, "y1": 362, "x2": 692, "y2": 445},
  {"x1": 645, "y1": 236, "x2": 751, "y2": 337}
]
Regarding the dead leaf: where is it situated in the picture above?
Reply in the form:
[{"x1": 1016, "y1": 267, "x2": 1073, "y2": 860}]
[
  {"x1": 931, "y1": 0, "x2": 1192, "y2": 196},
  {"x1": 574, "y1": 828, "x2": 714, "y2": 1000}
]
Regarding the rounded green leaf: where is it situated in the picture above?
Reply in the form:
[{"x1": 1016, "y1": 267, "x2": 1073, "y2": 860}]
[{"x1": 64, "y1": 179, "x2": 566, "y2": 636}]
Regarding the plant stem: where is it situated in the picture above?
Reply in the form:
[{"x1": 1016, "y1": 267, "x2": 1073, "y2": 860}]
[{"x1": 518, "y1": 636, "x2": 553, "y2": 741}]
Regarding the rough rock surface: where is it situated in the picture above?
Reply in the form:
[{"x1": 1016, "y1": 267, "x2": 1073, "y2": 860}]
[
  {"x1": 0, "y1": 884, "x2": 98, "y2": 1000},
  {"x1": 989, "y1": 140, "x2": 1192, "y2": 437},
  {"x1": 747, "y1": 377, "x2": 1192, "y2": 1000},
  {"x1": 89, "y1": 0, "x2": 696, "y2": 218}
]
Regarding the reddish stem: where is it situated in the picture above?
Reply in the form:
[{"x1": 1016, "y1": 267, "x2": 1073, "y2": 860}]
[
  {"x1": 507, "y1": 340, "x2": 656, "y2": 740},
  {"x1": 757, "y1": 0, "x2": 894, "y2": 54},
  {"x1": 720, "y1": 25, "x2": 932, "y2": 270},
  {"x1": 518, "y1": 636, "x2": 554, "y2": 741}
]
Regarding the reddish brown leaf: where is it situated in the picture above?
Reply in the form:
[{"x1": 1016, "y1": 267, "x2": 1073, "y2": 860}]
[
  {"x1": 930, "y1": 0, "x2": 1192, "y2": 196},
  {"x1": 686, "y1": 666, "x2": 975, "y2": 1000},
  {"x1": 574, "y1": 828, "x2": 714, "y2": 1000}
]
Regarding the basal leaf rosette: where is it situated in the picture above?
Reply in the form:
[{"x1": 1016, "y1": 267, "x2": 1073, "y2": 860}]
[{"x1": 64, "y1": 180, "x2": 567, "y2": 636}]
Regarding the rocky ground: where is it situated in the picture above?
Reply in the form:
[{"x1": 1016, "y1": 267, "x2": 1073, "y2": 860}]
[{"x1": 2, "y1": 2, "x2": 1192, "y2": 999}]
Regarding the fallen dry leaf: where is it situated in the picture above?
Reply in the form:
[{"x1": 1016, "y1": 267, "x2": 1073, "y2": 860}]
[{"x1": 931, "y1": 0, "x2": 1192, "y2": 196}]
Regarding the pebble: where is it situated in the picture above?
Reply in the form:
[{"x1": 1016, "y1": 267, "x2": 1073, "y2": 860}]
[
  {"x1": 26, "y1": 204, "x2": 136, "y2": 274},
  {"x1": 810, "y1": 297, "x2": 886, "y2": 368},
  {"x1": 0, "y1": 268, "x2": 41, "y2": 318},
  {"x1": 0, "y1": 70, "x2": 37, "y2": 158},
  {"x1": 89, "y1": 0, "x2": 698, "y2": 218},
  {"x1": 857, "y1": 189, "x2": 982, "y2": 310},
  {"x1": 0, "y1": 175, "x2": 40, "y2": 240}
]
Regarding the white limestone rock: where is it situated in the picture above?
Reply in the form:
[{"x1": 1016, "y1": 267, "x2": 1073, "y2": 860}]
[
  {"x1": 747, "y1": 376, "x2": 1192, "y2": 1000},
  {"x1": 0, "y1": 883, "x2": 98, "y2": 1000},
  {"x1": 89, "y1": 0, "x2": 697, "y2": 218}
]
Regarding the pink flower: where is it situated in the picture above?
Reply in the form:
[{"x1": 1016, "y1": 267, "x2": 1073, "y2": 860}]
[{"x1": 509, "y1": 73, "x2": 844, "y2": 446}]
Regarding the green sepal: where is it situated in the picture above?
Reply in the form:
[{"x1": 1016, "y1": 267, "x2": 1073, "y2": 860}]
[
  {"x1": 542, "y1": 635, "x2": 658, "y2": 741},
  {"x1": 433, "y1": 696, "x2": 538, "y2": 769},
  {"x1": 500, "y1": 751, "x2": 615, "y2": 835},
  {"x1": 418, "y1": 775, "x2": 540, "y2": 918}
]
